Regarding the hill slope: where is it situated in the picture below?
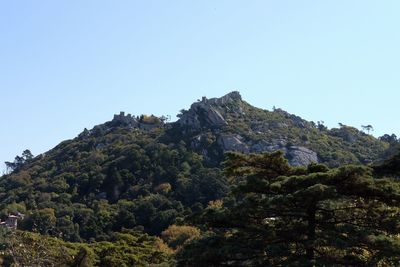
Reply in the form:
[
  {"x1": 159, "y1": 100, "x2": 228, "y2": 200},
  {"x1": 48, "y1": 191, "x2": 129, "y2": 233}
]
[
  {"x1": 0, "y1": 91, "x2": 395, "y2": 241},
  {"x1": 171, "y1": 91, "x2": 390, "y2": 166}
]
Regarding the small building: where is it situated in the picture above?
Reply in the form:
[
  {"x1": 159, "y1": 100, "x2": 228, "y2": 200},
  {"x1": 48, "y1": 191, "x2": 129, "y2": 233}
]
[
  {"x1": 6, "y1": 215, "x2": 18, "y2": 229},
  {"x1": 0, "y1": 214, "x2": 23, "y2": 230}
]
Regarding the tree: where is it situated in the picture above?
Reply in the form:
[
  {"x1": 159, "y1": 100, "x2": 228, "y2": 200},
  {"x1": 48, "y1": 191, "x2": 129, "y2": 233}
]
[
  {"x1": 178, "y1": 152, "x2": 400, "y2": 266},
  {"x1": 379, "y1": 134, "x2": 398, "y2": 144},
  {"x1": 26, "y1": 208, "x2": 57, "y2": 235},
  {"x1": 4, "y1": 230, "x2": 77, "y2": 266},
  {"x1": 22, "y1": 149, "x2": 33, "y2": 161},
  {"x1": 5, "y1": 149, "x2": 34, "y2": 173},
  {"x1": 361, "y1": 125, "x2": 374, "y2": 134},
  {"x1": 317, "y1": 121, "x2": 327, "y2": 131},
  {"x1": 160, "y1": 115, "x2": 171, "y2": 123},
  {"x1": 373, "y1": 150, "x2": 400, "y2": 178},
  {"x1": 161, "y1": 225, "x2": 200, "y2": 251},
  {"x1": 71, "y1": 246, "x2": 96, "y2": 267}
]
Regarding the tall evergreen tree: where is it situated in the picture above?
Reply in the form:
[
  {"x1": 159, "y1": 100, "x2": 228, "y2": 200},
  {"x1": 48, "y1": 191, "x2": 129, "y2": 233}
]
[
  {"x1": 374, "y1": 150, "x2": 400, "y2": 178},
  {"x1": 178, "y1": 152, "x2": 400, "y2": 266}
]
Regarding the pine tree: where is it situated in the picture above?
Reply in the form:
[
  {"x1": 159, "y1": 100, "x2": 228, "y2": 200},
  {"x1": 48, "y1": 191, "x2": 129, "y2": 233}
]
[
  {"x1": 374, "y1": 150, "x2": 400, "y2": 178},
  {"x1": 178, "y1": 151, "x2": 400, "y2": 266}
]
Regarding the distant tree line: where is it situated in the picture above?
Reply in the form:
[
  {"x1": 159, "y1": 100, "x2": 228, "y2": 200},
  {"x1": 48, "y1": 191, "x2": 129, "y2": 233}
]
[{"x1": 5, "y1": 149, "x2": 33, "y2": 173}]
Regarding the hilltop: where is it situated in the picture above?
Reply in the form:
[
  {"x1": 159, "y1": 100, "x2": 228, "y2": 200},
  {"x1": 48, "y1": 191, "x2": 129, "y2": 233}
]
[{"x1": 171, "y1": 91, "x2": 392, "y2": 166}]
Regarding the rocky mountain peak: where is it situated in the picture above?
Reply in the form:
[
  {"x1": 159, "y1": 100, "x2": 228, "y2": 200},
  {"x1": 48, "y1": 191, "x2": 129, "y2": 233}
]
[
  {"x1": 173, "y1": 91, "x2": 389, "y2": 167},
  {"x1": 178, "y1": 91, "x2": 243, "y2": 129},
  {"x1": 206, "y1": 91, "x2": 242, "y2": 105},
  {"x1": 195, "y1": 91, "x2": 242, "y2": 108}
]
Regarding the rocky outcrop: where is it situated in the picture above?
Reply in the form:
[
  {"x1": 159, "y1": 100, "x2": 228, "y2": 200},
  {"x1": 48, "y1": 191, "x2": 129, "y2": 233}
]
[
  {"x1": 178, "y1": 106, "x2": 227, "y2": 129},
  {"x1": 250, "y1": 139, "x2": 286, "y2": 153},
  {"x1": 213, "y1": 131, "x2": 318, "y2": 166},
  {"x1": 249, "y1": 140, "x2": 318, "y2": 166},
  {"x1": 206, "y1": 91, "x2": 242, "y2": 105},
  {"x1": 178, "y1": 92, "x2": 243, "y2": 129},
  {"x1": 179, "y1": 91, "x2": 321, "y2": 167},
  {"x1": 286, "y1": 146, "x2": 318, "y2": 166},
  {"x1": 205, "y1": 108, "x2": 228, "y2": 126},
  {"x1": 218, "y1": 134, "x2": 249, "y2": 153}
]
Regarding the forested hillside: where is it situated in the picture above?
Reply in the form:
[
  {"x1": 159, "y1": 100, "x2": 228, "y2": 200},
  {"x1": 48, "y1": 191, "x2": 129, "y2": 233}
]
[{"x1": 0, "y1": 92, "x2": 399, "y2": 266}]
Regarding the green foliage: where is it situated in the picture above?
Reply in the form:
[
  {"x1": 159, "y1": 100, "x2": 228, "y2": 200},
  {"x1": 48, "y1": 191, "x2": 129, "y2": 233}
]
[
  {"x1": 139, "y1": 114, "x2": 162, "y2": 124},
  {"x1": 5, "y1": 149, "x2": 34, "y2": 173},
  {"x1": 1, "y1": 230, "x2": 83, "y2": 266},
  {"x1": 0, "y1": 94, "x2": 397, "y2": 265},
  {"x1": 25, "y1": 208, "x2": 57, "y2": 235},
  {"x1": 373, "y1": 149, "x2": 400, "y2": 178},
  {"x1": 93, "y1": 230, "x2": 172, "y2": 267},
  {"x1": 178, "y1": 152, "x2": 400, "y2": 266},
  {"x1": 0, "y1": 229, "x2": 172, "y2": 267},
  {"x1": 0, "y1": 126, "x2": 227, "y2": 241},
  {"x1": 161, "y1": 224, "x2": 200, "y2": 250}
]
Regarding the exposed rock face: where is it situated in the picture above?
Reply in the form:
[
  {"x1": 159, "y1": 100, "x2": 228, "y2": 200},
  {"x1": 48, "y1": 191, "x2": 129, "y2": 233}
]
[
  {"x1": 179, "y1": 111, "x2": 201, "y2": 129},
  {"x1": 179, "y1": 106, "x2": 228, "y2": 129},
  {"x1": 218, "y1": 134, "x2": 249, "y2": 153},
  {"x1": 178, "y1": 92, "x2": 242, "y2": 129},
  {"x1": 217, "y1": 135, "x2": 318, "y2": 166},
  {"x1": 248, "y1": 140, "x2": 318, "y2": 166},
  {"x1": 206, "y1": 91, "x2": 242, "y2": 105},
  {"x1": 205, "y1": 108, "x2": 228, "y2": 126},
  {"x1": 250, "y1": 140, "x2": 285, "y2": 153},
  {"x1": 178, "y1": 91, "x2": 320, "y2": 167},
  {"x1": 286, "y1": 146, "x2": 319, "y2": 166}
]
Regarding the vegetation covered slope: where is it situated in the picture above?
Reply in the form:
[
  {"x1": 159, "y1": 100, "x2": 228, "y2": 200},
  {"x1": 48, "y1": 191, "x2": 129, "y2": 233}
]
[
  {"x1": 0, "y1": 228, "x2": 172, "y2": 266},
  {"x1": 1, "y1": 126, "x2": 226, "y2": 241},
  {"x1": 0, "y1": 92, "x2": 397, "y2": 243},
  {"x1": 177, "y1": 152, "x2": 400, "y2": 266}
]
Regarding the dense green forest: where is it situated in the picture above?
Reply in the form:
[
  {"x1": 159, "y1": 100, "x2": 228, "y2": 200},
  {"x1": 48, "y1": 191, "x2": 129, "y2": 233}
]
[
  {"x1": 177, "y1": 152, "x2": 400, "y2": 266},
  {"x1": 1, "y1": 92, "x2": 399, "y2": 266}
]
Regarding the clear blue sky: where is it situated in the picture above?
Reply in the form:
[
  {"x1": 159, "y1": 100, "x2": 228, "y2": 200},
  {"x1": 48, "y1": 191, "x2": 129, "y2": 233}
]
[{"x1": 1, "y1": 1, "x2": 399, "y2": 172}]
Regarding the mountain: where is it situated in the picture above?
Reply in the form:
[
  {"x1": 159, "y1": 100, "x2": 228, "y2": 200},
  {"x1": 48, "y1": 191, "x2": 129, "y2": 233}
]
[
  {"x1": 0, "y1": 92, "x2": 396, "y2": 243},
  {"x1": 172, "y1": 91, "x2": 390, "y2": 166}
]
